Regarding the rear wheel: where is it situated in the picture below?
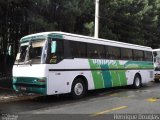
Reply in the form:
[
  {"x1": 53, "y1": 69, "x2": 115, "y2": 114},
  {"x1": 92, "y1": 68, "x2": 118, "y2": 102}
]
[
  {"x1": 155, "y1": 79, "x2": 159, "y2": 82},
  {"x1": 71, "y1": 78, "x2": 87, "y2": 99},
  {"x1": 133, "y1": 74, "x2": 141, "y2": 88}
]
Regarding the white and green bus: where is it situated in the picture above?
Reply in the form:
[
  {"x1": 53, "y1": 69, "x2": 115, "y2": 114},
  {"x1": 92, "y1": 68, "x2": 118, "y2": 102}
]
[
  {"x1": 153, "y1": 49, "x2": 160, "y2": 82},
  {"x1": 13, "y1": 32, "x2": 154, "y2": 98}
]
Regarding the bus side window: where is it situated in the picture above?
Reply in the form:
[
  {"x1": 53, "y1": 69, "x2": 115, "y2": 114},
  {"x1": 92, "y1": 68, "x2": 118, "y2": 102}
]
[
  {"x1": 114, "y1": 47, "x2": 121, "y2": 59},
  {"x1": 133, "y1": 50, "x2": 137, "y2": 61},
  {"x1": 96, "y1": 45, "x2": 105, "y2": 59},
  {"x1": 125, "y1": 49, "x2": 132, "y2": 60},
  {"x1": 106, "y1": 46, "x2": 120, "y2": 60},
  {"x1": 133, "y1": 50, "x2": 143, "y2": 61},
  {"x1": 139, "y1": 50, "x2": 144, "y2": 61},
  {"x1": 105, "y1": 46, "x2": 109, "y2": 59},
  {"x1": 69, "y1": 41, "x2": 87, "y2": 58},
  {"x1": 106, "y1": 46, "x2": 114, "y2": 59},
  {"x1": 144, "y1": 51, "x2": 152, "y2": 61},
  {"x1": 121, "y1": 48, "x2": 125, "y2": 60},
  {"x1": 87, "y1": 43, "x2": 97, "y2": 59}
]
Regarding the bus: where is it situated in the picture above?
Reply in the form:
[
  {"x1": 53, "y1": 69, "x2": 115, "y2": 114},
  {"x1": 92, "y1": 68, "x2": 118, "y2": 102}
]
[
  {"x1": 13, "y1": 32, "x2": 154, "y2": 98},
  {"x1": 153, "y1": 49, "x2": 160, "y2": 82}
]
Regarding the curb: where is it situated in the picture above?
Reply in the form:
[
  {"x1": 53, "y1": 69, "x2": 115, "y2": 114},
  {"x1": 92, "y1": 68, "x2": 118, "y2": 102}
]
[
  {"x1": 0, "y1": 94, "x2": 39, "y2": 103},
  {"x1": 0, "y1": 87, "x2": 39, "y2": 103}
]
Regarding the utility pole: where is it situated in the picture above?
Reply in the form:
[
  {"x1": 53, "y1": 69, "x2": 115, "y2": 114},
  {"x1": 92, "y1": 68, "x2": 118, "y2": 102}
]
[{"x1": 94, "y1": 0, "x2": 99, "y2": 38}]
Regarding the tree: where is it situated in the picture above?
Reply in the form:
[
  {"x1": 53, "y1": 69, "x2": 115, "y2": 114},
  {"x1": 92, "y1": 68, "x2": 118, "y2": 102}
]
[
  {"x1": 98, "y1": 0, "x2": 160, "y2": 48},
  {"x1": 141, "y1": 0, "x2": 160, "y2": 48}
]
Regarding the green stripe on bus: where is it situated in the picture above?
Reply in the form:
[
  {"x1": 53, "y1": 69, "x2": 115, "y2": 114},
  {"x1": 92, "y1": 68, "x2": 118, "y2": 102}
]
[
  {"x1": 100, "y1": 64, "x2": 112, "y2": 88},
  {"x1": 13, "y1": 77, "x2": 46, "y2": 85},
  {"x1": 116, "y1": 61, "x2": 127, "y2": 86},
  {"x1": 13, "y1": 77, "x2": 47, "y2": 95},
  {"x1": 48, "y1": 33, "x2": 63, "y2": 39},
  {"x1": 89, "y1": 59, "x2": 153, "y2": 89},
  {"x1": 125, "y1": 61, "x2": 154, "y2": 69},
  {"x1": 88, "y1": 59, "x2": 104, "y2": 89}
]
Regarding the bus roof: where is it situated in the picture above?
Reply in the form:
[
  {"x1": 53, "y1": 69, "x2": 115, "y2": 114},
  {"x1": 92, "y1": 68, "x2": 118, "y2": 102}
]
[
  {"x1": 153, "y1": 49, "x2": 160, "y2": 51},
  {"x1": 20, "y1": 31, "x2": 152, "y2": 51}
]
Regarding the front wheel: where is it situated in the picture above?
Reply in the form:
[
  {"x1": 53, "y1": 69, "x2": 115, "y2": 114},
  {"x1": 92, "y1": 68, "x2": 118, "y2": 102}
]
[
  {"x1": 133, "y1": 74, "x2": 141, "y2": 89},
  {"x1": 71, "y1": 78, "x2": 87, "y2": 99}
]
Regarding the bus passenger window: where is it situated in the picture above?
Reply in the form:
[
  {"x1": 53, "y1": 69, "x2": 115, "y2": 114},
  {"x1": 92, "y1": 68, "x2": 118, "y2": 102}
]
[
  {"x1": 144, "y1": 51, "x2": 152, "y2": 61},
  {"x1": 70, "y1": 41, "x2": 87, "y2": 58},
  {"x1": 133, "y1": 50, "x2": 143, "y2": 61},
  {"x1": 106, "y1": 46, "x2": 120, "y2": 60},
  {"x1": 87, "y1": 44, "x2": 97, "y2": 59}
]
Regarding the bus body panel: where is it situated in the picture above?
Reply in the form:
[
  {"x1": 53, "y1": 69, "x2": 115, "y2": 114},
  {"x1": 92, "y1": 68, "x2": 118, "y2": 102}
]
[
  {"x1": 47, "y1": 59, "x2": 94, "y2": 95},
  {"x1": 46, "y1": 59, "x2": 154, "y2": 95},
  {"x1": 88, "y1": 59, "x2": 153, "y2": 88},
  {"x1": 13, "y1": 64, "x2": 48, "y2": 94},
  {"x1": 13, "y1": 64, "x2": 48, "y2": 77}
]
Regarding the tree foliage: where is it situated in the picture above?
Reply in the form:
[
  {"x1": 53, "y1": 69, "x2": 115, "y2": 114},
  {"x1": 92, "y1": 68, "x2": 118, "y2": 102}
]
[{"x1": 0, "y1": 0, "x2": 160, "y2": 75}]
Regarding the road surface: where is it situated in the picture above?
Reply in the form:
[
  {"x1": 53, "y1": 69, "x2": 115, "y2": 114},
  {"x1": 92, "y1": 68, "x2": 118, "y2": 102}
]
[{"x1": 0, "y1": 81, "x2": 160, "y2": 120}]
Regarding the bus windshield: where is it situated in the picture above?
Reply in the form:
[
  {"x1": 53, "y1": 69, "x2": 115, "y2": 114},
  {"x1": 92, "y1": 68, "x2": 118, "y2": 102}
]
[{"x1": 15, "y1": 40, "x2": 46, "y2": 65}]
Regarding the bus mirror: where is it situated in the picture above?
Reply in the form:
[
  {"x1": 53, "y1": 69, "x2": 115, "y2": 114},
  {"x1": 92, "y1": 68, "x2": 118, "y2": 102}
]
[{"x1": 51, "y1": 41, "x2": 56, "y2": 53}]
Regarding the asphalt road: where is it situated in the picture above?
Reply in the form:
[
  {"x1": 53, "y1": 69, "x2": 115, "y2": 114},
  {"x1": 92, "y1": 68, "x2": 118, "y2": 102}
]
[{"x1": 1, "y1": 81, "x2": 160, "y2": 120}]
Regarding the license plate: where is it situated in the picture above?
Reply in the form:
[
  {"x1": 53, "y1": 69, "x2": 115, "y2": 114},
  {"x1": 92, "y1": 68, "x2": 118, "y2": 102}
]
[{"x1": 21, "y1": 87, "x2": 27, "y2": 91}]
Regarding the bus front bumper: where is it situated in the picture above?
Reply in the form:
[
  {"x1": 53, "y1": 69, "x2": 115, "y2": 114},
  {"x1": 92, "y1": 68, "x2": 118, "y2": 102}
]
[{"x1": 13, "y1": 77, "x2": 47, "y2": 95}]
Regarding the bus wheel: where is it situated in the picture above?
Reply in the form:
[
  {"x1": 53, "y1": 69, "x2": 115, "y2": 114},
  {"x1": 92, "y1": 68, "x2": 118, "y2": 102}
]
[
  {"x1": 155, "y1": 79, "x2": 159, "y2": 82},
  {"x1": 133, "y1": 74, "x2": 141, "y2": 89},
  {"x1": 71, "y1": 78, "x2": 86, "y2": 99}
]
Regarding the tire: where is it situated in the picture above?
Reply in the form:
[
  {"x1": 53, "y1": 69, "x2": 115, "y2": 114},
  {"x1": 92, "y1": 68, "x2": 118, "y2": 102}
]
[
  {"x1": 133, "y1": 74, "x2": 141, "y2": 89},
  {"x1": 155, "y1": 79, "x2": 159, "y2": 82},
  {"x1": 71, "y1": 78, "x2": 87, "y2": 99}
]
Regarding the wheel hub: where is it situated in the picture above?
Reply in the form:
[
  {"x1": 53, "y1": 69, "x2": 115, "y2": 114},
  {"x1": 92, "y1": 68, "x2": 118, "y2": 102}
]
[
  {"x1": 74, "y1": 83, "x2": 83, "y2": 95},
  {"x1": 135, "y1": 77, "x2": 140, "y2": 87}
]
